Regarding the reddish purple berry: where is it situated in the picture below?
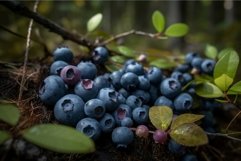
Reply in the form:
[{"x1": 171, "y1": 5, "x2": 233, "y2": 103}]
[
  {"x1": 153, "y1": 130, "x2": 168, "y2": 144},
  {"x1": 135, "y1": 125, "x2": 149, "y2": 138},
  {"x1": 60, "y1": 65, "x2": 81, "y2": 86}
]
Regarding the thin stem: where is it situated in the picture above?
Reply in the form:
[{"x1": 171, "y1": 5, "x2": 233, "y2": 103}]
[
  {"x1": 225, "y1": 110, "x2": 241, "y2": 133},
  {"x1": 100, "y1": 30, "x2": 168, "y2": 45},
  {"x1": 206, "y1": 132, "x2": 241, "y2": 142}
]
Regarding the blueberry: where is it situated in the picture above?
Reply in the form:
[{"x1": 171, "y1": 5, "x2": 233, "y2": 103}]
[
  {"x1": 77, "y1": 61, "x2": 97, "y2": 80},
  {"x1": 52, "y1": 46, "x2": 73, "y2": 63},
  {"x1": 125, "y1": 61, "x2": 144, "y2": 75},
  {"x1": 92, "y1": 46, "x2": 109, "y2": 64},
  {"x1": 174, "y1": 93, "x2": 193, "y2": 111},
  {"x1": 183, "y1": 73, "x2": 192, "y2": 84},
  {"x1": 185, "y1": 52, "x2": 200, "y2": 64},
  {"x1": 76, "y1": 118, "x2": 101, "y2": 140},
  {"x1": 39, "y1": 75, "x2": 67, "y2": 105},
  {"x1": 132, "y1": 90, "x2": 150, "y2": 104},
  {"x1": 142, "y1": 105, "x2": 150, "y2": 112},
  {"x1": 126, "y1": 95, "x2": 142, "y2": 110},
  {"x1": 112, "y1": 127, "x2": 134, "y2": 148},
  {"x1": 109, "y1": 71, "x2": 123, "y2": 89},
  {"x1": 120, "y1": 117, "x2": 133, "y2": 127},
  {"x1": 138, "y1": 75, "x2": 150, "y2": 91},
  {"x1": 132, "y1": 107, "x2": 148, "y2": 125},
  {"x1": 181, "y1": 154, "x2": 198, "y2": 161},
  {"x1": 168, "y1": 139, "x2": 186, "y2": 154},
  {"x1": 120, "y1": 72, "x2": 139, "y2": 91},
  {"x1": 147, "y1": 67, "x2": 162, "y2": 84},
  {"x1": 50, "y1": 61, "x2": 68, "y2": 75},
  {"x1": 171, "y1": 71, "x2": 185, "y2": 85},
  {"x1": 60, "y1": 65, "x2": 81, "y2": 86},
  {"x1": 117, "y1": 93, "x2": 126, "y2": 104},
  {"x1": 124, "y1": 59, "x2": 136, "y2": 68},
  {"x1": 202, "y1": 100, "x2": 221, "y2": 110},
  {"x1": 118, "y1": 88, "x2": 129, "y2": 98},
  {"x1": 74, "y1": 79, "x2": 98, "y2": 102},
  {"x1": 191, "y1": 57, "x2": 203, "y2": 70},
  {"x1": 99, "y1": 113, "x2": 116, "y2": 133},
  {"x1": 201, "y1": 59, "x2": 215, "y2": 74},
  {"x1": 97, "y1": 88, "x2": 119, "y2": 112},
  {"x1": 160, "y1": 78, "x2": 182, "y2": 99},
  {"x1": 174, "y1": 64, "x2": 190, "y2": 73},
  {"x1": 154, "y1": 96, "x2": 173, "y2": 108},
  {"x1": 135, "y1": 125, "x2": 149, "y2": 138},
  {"x1": 54, "y1": 94, "x2": 85, "y2": 126},
  {"x1": 84, "y1": 99, "x2": 106, "y2": 119},
  {"x1": 153, "y1": 130, "x2": 168, "y2": 144},
  {"x1": 149, "y1": 85, "x2": 159, "y2": 104},
  {"x1": 187, "y1": 88, "x2": 195, "y2": 95},
  {"x1": 94, "y1": 75, "x2": 111, "y2": 90},
  {"x1": 113, "y1": 104, "x2": 132, "y2": 125}
]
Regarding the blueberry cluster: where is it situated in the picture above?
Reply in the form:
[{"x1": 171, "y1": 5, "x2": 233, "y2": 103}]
[{"x1": 39, "y1": 47, "x2": 217, "y2": 157}]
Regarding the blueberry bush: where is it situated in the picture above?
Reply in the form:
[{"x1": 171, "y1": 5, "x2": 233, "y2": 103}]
[{"x1": 0, "y1": 3, "x2": 241, "y2": 161}]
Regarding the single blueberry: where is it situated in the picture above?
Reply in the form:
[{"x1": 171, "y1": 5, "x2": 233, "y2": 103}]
[
  {"x1": 160, "y1": 78, "x2": 182, "y2": 99},
  {"x1": 52, "y1": 46, "x2": 73, "y2": 63},
  {"x1": 60, "y1": 65, "x2": 81, "y2": 86},
  {"x1": 149, "y1": 85, "x2": 159, "y2": 104},
  {"x1": 118, "y1": 88, "x2": 129, "y2": 98},
  {"x1": 39, "y1": 75, "x2": 67, "y2": 105},
  {"x1": 99, "y1": 113, "x2": 116, "y2": 133},
  {"x1": 77, "y1": 61, "x2": 97, "y2": 80},
  {"x1": 183, "y1": 73, "x2": 192, "y2": 84},
  {"x1": 201, "y1": 59, "x2": 215, "y2": 74},
  {"x1": 125, "y1": 61, "x2": 144, "y2": 75},
  {"x1": 74, "y1": 79, "x2": 98, "y2": 102},
  {"x1": 126, "y1": 95, "x2": 142, "y2": 110},
  {"x1": 132, "y1": 90, "x2": 150, "y2": 104},
  {"x1": 120, "y1": 72, "x2": 139, "y2": 91},
  {"x1": 124, "y1": 59, "x2": 136, "y2": 69},
  {"x1": 120, "y1": 117, "x2": 133, "y2": 127},
  {"x1": 168, "y1": 139, "x2": 186, "y2": 155},
  {"x1": 50, "y1": 60, "x2": 68, "y2": 75},
  {"x1": 191, "y1": 57, "x2": 203, "y2": 70},
  {"x1": 138, "y1": 75, "x2": 151, "y2": 91},
  {"x1": 174, "y1": 93, "x2": 193, "y2": 111},
  {"x1": 132, "y1": 107, "x2": 148, "y2": 125},
  {"x1": 54, "y1": 94, "x2": 85, "y2": 126},
  {"x1": 94, "y1": 75, "x2": 111, "y2": 90},
  {"x1": 117, "y1": 93, "x2": 126, "y2": 104},
  {"x1": 154, "y1": 96, "x2": 173, "y2": 108},
  {"x1": 92, "y1": 46, "x2": 109, "y2": 64},
  {"x1": 76, "y1": 118, "x2": 101, "y2": 140},
  {"x1": 112, "y1": 127, "x2": 134, "y2": 148},
  {"x1": 84, "y1": 99, "x2": 106, "y2": 119},
  {"x1": 109, "y1": 71, "x2": 123, "y2": 90},
  {"x1": 171, "y1": 71, "x2": 185, "y2": 85},
  {"x1": 147, "y1": 67, "x2": 162, "y2": 84},
  {"x1": 113, "y1": 104, "x2": 132, "y2": 125},
  {"x1": 174, "y1": 64, "x2": 191, "y2": 73},
  {"x1": 185, "y1": 52, "x2": 200, "y2": 64}
]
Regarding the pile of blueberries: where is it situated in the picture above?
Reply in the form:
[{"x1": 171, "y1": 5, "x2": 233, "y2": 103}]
[{"x1": 39, "y1": 46, "x2": 218, "y2": 161}]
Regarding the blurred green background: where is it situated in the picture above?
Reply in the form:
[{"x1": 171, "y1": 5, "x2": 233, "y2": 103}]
[{"x1": 0, "y1": 0, "x2": 241, "y2": 62}]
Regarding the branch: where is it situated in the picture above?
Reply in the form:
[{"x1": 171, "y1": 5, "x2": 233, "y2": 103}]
[
  {"x1": 101, "y1": 29, "x2": 168, "y2": 45},
  {"x1": 206, "y1": 132, "x2": 241, "y2": 142},
  {"x1": 0, "y1": 0, "x2": 94, "y2": 48}
]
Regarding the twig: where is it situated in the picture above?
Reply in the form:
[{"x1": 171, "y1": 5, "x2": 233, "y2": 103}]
[
  {"x1": 206, "y1": 132, "x2": 241, "y2": 142},
  {"x1": 0, "y1": 0, "x2": 94, "y2": 48},
  {"x1": 18, "y1": 0, "x2": 39, "y2": 104},
  {"x1": 101, "y1": 30, "x2": 168, "y2": 45},
  {"x1": 225, "y1": 110, "x2": 241, "y2": 133}
]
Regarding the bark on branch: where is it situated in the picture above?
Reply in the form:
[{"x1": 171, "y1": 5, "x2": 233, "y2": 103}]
[{"x1": 0, "y1": 0, "x2": 94, "y2": 48}]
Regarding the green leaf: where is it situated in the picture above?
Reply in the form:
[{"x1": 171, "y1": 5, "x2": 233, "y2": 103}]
[
  {"x1": 171, "y1": 114, "x2": 204, "y2": 130},
  {"x1": 228, "y1": 81, "x2": 241, "y2": 95},
  {"x1": 214, "y1": 49, "x2": 239, "y2": 80},
  {"x1": 150, "y1": 59, "x2": 176, "y2": 69},
  {"x1": 117, "y1": 46, "x2": 136, "y2": 58},
  {"x1": 87, "y1": 13, "x2": 103, "y2": 32},
  {"x1": 170, "y1": 123, "x2": 208, "y2": 147},
  {"x1": 165, "y1": 23, "x2": 189, "y2": 37},
  {"x1": 110, "y1": 55, "x2": 126, "y2": 64},
  {"x1": 0, "y1": 103, "x2": 20, "y2": 126},
  {"x1": 152, "y1": 10, "x2": 165, "y2": 32},
  {"x1": 149, "y1": 106, "x2": 173, "y2": 131},
  {"x1": 105, "y1": 63, "x2": 120, "y2": 72},
  {"x1": 22, "y1": 124, "x2": 95, "y2": 154},
  {"x1": 195, "y1": 82, "x2": 223, "y2": 98},
  {"x1": 205, "y1": 44, "x2": 218, "y2": 59},
  {"x1": 0, "y1": 130, "x2": 11, "y2": 145},
  {"x1": 214, "y1": 74, "x2": 233, "y2": 92}
]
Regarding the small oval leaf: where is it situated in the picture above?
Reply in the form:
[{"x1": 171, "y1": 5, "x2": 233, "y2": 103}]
[
  {"x1": 195, "y1": 82, "x2": 223, "y2": 98},
  {"x1": 165, "y1": 23, "x2": 189, "y2": 37},
  {"x1": 110, "y1": 55, "x2": 126, "y2": 64},
  {"x1": 149, "y1": 106, "x2": 173, "y2": 131},
  {"x1": 170, "y1": 123, "x2": 208, "y2": 147},
  {"x1": 87, "y1": 13, "x2": 103, "y2": 32},
  {"x1": 228, "y1": 81, "x2": 241, "y2": 95},
  {"x1": 22, "y1": 124, "x2": 95, "y2": 154},
  {"x1": 205, "y1": 44, "x2": 218, "y2": 59},
  {"x1": 0, "y1": 130, "x2": 11, "y2": 145},
  {"x1": 105, "y1": 63, "x2": 120, "y2": 72},
  {"x1": 171, "y1": 114, "x2": 204, "y2": 130},
  {"x1": 152, "y1": 10, "x2": 165, "y2": 32},
  {"x1": 150, "y1": 59, "x2": 177, "y2": 69},
  {"x1": 214, "y1": 74, "x2": 233, "y2": 92},
  {"x1": 0, "y1": 103, "x2": 20, "y2": 126},
  {"x1": 117, "y1": 46, "x2": 136, "y2": 58},
  {"x1": 214, "y1": 49, "x2": 239, "y2": 80}
]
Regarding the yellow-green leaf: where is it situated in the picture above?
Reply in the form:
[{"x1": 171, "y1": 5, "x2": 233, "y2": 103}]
[
  {"x1": 195, "y1": 82, "x2": 223, "y2": 98},
  {"x1": 110, "y1": 55, "x2": 126, "y2": 64},
  {"x1": 0, "y1": 130, "x2": 11, "y2": 145},
  {"x1": 149, "y1": 106, "x2": 173, "y2": 131},
  {"x1": 87, "y1": 13, "x2": 103, "y2": 32},
  {"x1": 170, "y1": 123, "x2": 208, "y2": 147},
  {"x1": 117, "y1": 46, "x2": 136, "y2": 58},
  {"x1": 214, "y1": 74, "x2": 233, "y2": 92},
  {"x1": 0, "y1": 103, "x2": 20, "y2": 126},
  {"x1": 171, "y1": 114, "x2": 204, "y2": 130},
  {"x1": 205, "y1": 44, "x2": 218, "y2": 59},
  {"x1": 152, "y1": 10, "x2": 165, "y2": 32},
  {"x1": 165, "y1": 23, "x2": 189, "y2": 37},
  {"x1": 228, "y1": 81, "x2": 241, "y2": 95},
  {"x1": 22, "y1": 124, "x2": 95, "y2": 154},
  {"x1": 150, "y1": 59, "x2": 177, "y2": 69}
]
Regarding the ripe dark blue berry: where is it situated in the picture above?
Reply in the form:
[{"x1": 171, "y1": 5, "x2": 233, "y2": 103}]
[
  {"x1": 171, "y1": 71, "x2": 185, "y2": 85},
  {"x1": 174, "y1": 93, "x2": 193, "y2": 111},
  {"x1": 52, "y1": 47, "x2": 73, "y2": 63},
  {"x1": 154, "y1": 96, "x2": 173, "y2": 108},
  {"x1": 160, "y1": 78, "x2": 181, "y2": 99},
  {"x1": 109, "y1": 71, "x2": 123, "y2": 89},
  {"x1": 50, "y1": 60, "x2": 68, "y2": 75},
  {"x1": 138, "y1": 75, "x2": 151, "y2": 91},
  {"x1": 120, "y1": 117, "x2": 133, "y2": 127},
  {"x1": 113, "y1": 104, "x2": 132, "y2": 125},
  {"x1": 147, "y1": 67, "x2": 163, "y2": 84},
  {"x1": 185, "y1": 52, "x2": 199, "y2": 64},
  {"x1": 94, "y1": 75, "x2": 111, "y2": 90},
  {"x1": 97, "y1": 88, "x2": 119, "y2": 112},
  {"x1": 92, "y1": 46, "x2": 109, "y2": 64},
  {"x1": 120, "y1": 72, "x2": 139, "y2": 91},
  {"x1": 112, "y1": 127, "x2": 134, "y2": 148},
  {"x1": 125, "y1": 61, "x2": 144, "y2": 75},
  {"x1": 201, "y1": 59, "x2": 215, "y2": 74},
  {"x1": 168, "y1": 139, "x2": 186, "y2": 154},
  {"x1": 77, "y1": 61, "x2": 97, "y2": 80},
  {"x1": 99, "y1": 113, "x2": 116, "y2": 133},
  {"x1": 132, "y1": 90, "x2": 150, "y2": 104},
  {"x1": 126, "y1": 95, "x2": 142, "y2": 110},
  {"x1": 132, "y1": 107, "x2": 148, "y2": 124},
  {"x1": 191, "y1": 57, "x2": 203, "y2": 70},
  {"x1": 84, "y1": 99, "x2": 106, "y2": 119}
]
